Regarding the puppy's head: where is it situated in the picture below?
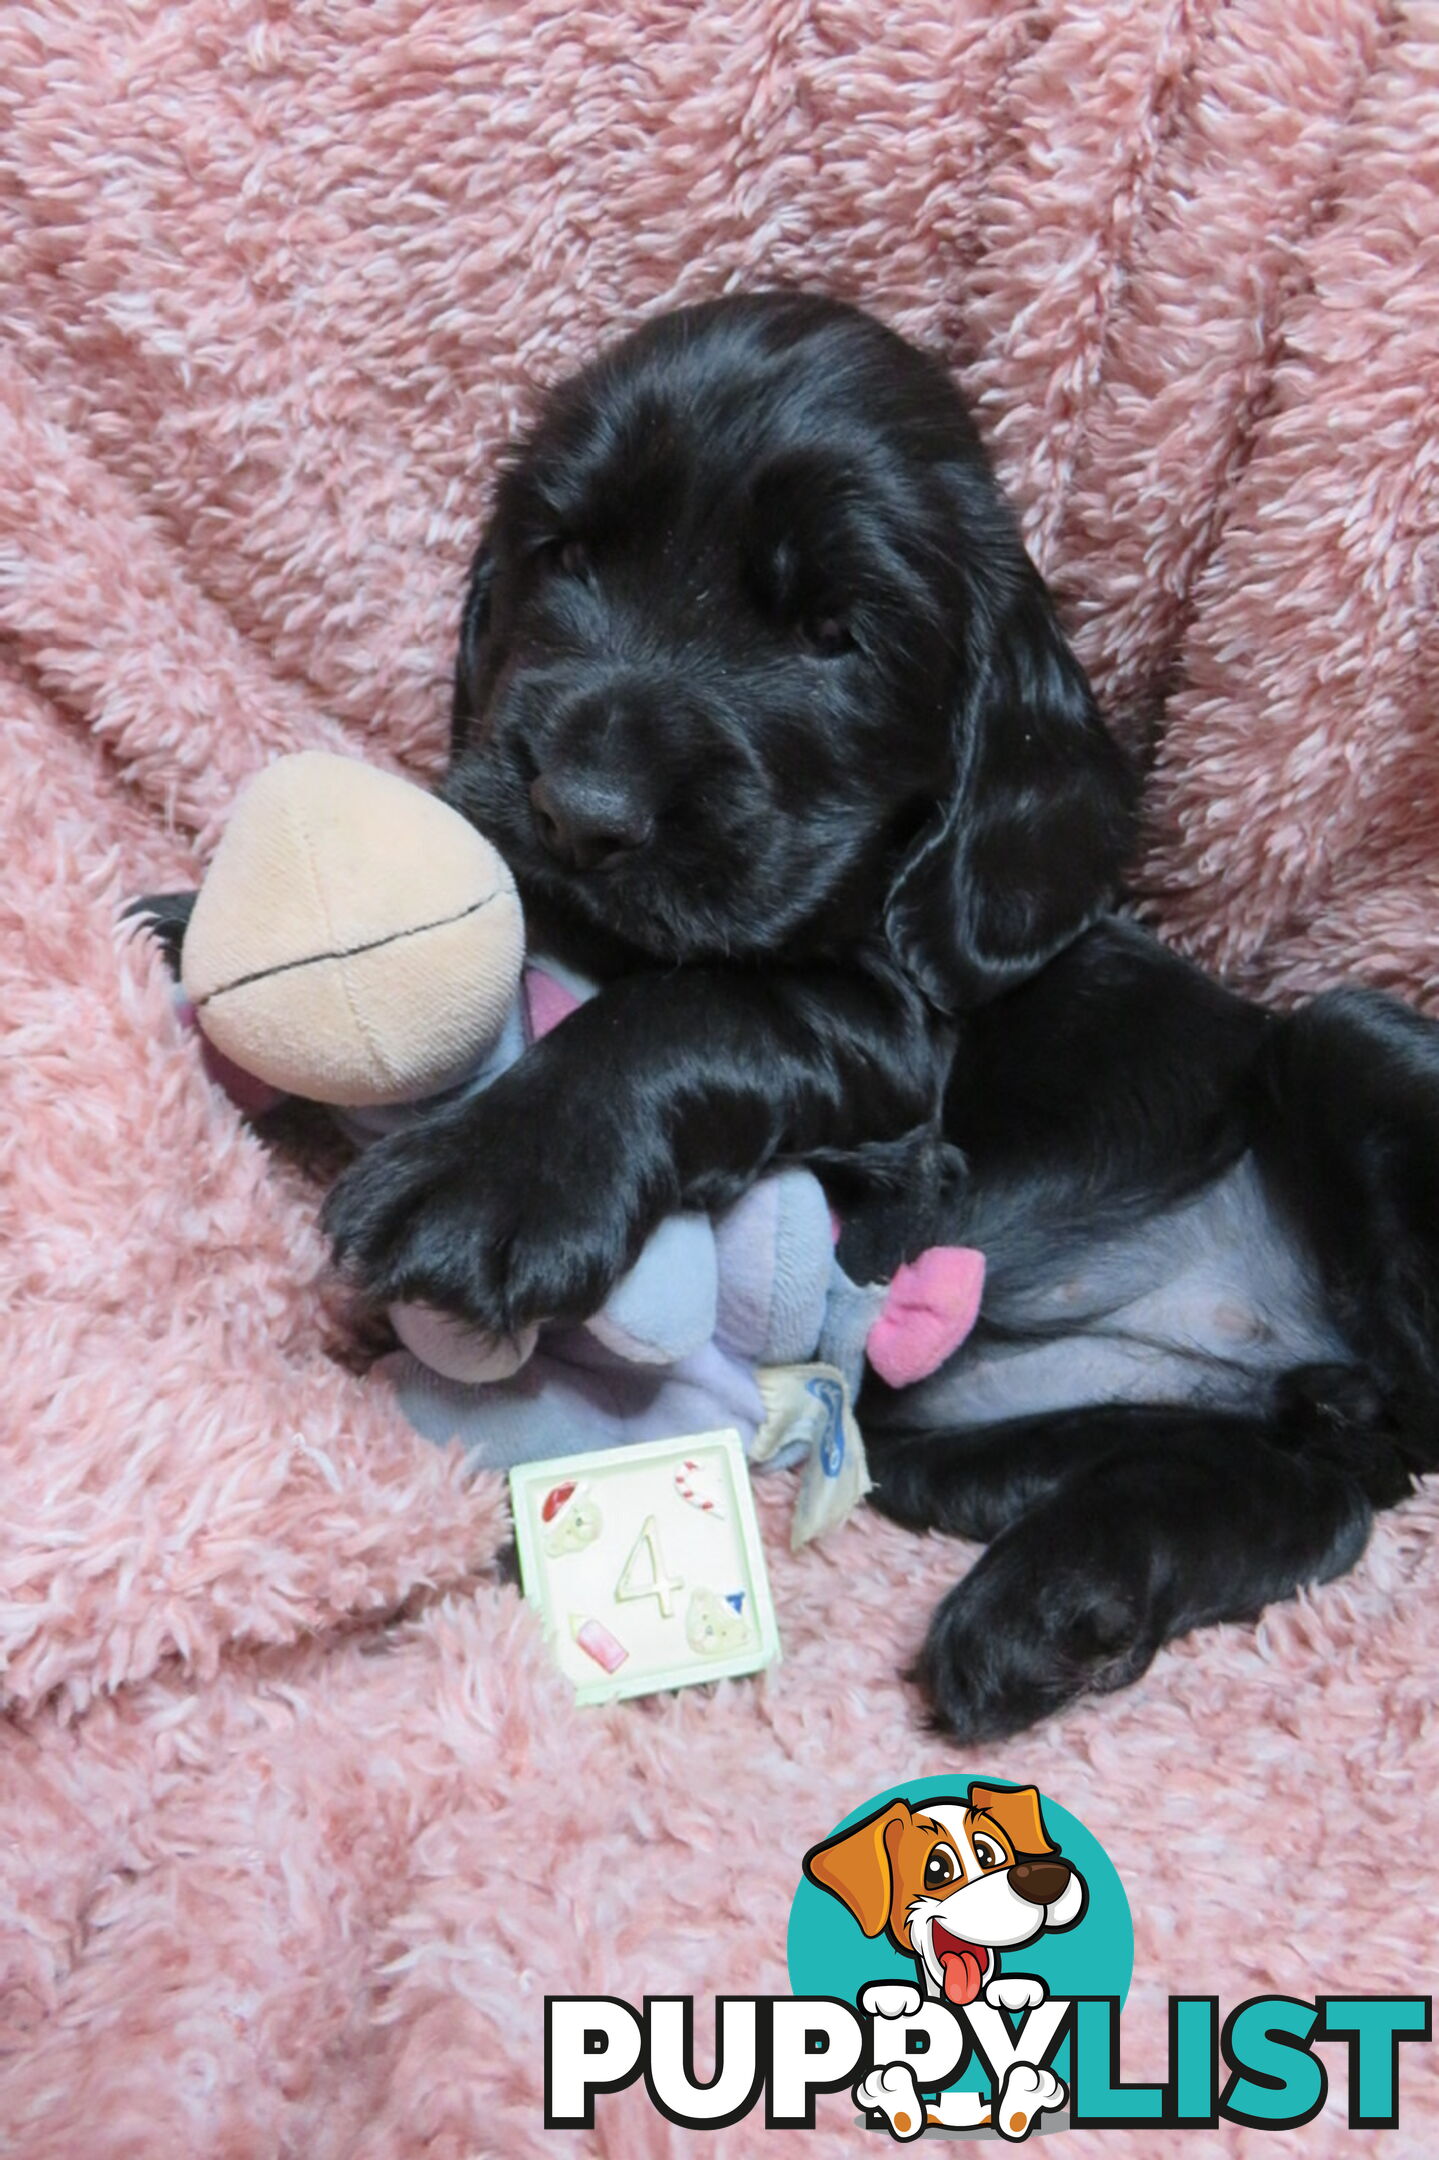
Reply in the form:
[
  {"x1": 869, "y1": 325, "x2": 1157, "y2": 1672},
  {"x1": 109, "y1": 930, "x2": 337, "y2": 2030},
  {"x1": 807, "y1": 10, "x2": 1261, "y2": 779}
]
[
  {"x1": 447, "y1": 292, "x2": 1134, "y2": 987},
  {"x1": 803, "y1": 1784, "x2": 1086, "y2": 2004}
]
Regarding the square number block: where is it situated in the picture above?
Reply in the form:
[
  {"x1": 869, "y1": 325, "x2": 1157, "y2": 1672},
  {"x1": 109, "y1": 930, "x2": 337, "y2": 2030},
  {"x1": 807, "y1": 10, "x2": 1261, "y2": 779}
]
[{"x1": 510, "y1": 1429, "x2": 782, "y2": 1704}]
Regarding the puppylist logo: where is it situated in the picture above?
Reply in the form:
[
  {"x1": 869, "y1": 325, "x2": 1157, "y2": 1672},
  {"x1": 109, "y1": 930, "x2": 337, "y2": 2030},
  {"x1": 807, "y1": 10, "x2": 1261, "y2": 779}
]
[{"x1": 546, "y1": 1777, "x2": 1431, "y2": 2139}]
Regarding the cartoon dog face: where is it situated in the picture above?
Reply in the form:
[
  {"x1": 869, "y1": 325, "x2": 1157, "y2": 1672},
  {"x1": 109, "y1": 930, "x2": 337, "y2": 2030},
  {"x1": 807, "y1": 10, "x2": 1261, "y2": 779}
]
[{"x1": 803, "y1": 1784, "x2": 1086, "y2": 2005}]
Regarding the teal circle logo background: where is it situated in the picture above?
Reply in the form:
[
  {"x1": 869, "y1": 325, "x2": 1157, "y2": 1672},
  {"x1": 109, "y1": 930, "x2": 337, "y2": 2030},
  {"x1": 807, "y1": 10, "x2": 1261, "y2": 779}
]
[{"x1": 787, "y1": 1777, "x2": 1133, "y2": 2096}]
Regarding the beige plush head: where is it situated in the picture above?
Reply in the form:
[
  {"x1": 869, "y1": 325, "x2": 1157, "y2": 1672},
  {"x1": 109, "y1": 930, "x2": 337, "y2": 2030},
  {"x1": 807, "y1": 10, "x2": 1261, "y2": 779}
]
[{"x1": 181, "y1": 751, "x2": 524, "y2": 1107}]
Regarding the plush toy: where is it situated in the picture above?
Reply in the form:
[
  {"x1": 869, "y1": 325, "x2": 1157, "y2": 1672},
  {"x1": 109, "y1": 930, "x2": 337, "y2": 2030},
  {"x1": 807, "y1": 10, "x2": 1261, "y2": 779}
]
[{"x1": 152, "y1": 751, "x2": 985, "y2": 1536}]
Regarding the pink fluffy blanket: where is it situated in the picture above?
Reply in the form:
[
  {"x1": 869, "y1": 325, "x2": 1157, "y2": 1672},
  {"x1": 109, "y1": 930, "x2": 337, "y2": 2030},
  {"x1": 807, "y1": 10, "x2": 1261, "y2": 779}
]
[{"x1": 2, "y1": 3, "x2": 1436, "y2": 2153}]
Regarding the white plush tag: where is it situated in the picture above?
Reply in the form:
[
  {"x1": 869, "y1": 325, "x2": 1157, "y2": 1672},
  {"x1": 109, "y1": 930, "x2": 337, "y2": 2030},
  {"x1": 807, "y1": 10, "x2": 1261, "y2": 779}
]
[{"x1": 752, "y1": 1362, "x2": 872, "y2": 1549}]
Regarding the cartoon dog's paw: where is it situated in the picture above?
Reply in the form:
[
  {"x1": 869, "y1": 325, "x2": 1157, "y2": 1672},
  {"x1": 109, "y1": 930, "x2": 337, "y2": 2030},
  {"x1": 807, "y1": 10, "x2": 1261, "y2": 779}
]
[
  {"x1": 855, "y1": 2063, "x2": 926, "y2": 2141},
  {"x1": 860, "y1": 1981, "x2": 925, "y2": 2021},
  {"x1": 994, "y1": 2063, "x2": 1065, "y2": 2140},
  {"x1": 985, "y1": 1973, "x2": 1047, "y2": 2013}
]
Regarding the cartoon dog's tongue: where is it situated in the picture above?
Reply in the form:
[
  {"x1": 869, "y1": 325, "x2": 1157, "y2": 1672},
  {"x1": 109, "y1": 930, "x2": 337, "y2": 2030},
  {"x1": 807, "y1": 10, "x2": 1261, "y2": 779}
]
[{"x1": 932, "y1": 1923, "x2": 987, "y2": 2006}]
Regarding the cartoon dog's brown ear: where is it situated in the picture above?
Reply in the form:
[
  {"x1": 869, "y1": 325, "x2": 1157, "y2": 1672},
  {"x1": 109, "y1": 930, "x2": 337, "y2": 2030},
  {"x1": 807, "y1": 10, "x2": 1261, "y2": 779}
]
[
  {"x1": 803, "y1": 1802, "x2": 912, "y2": 1937},
  {"x1": 969, "y1": 1783, "x2": 1058, "y2": 1859}
]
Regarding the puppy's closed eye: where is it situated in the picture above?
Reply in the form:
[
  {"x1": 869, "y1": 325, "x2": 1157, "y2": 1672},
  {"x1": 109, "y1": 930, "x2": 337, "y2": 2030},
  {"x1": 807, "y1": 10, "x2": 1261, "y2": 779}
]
[
  {"x1": 534, "y1": 534, "x2": 592, "y2": 580},
  {"x1": 754, "y1": 537, "x2": 859, "y2": 659},
  {"x1": 745, "y1": 456, "x2": 878, "y2": 661},
  {"x1": 800, "y1": 611, "x2": 854, "y2": 655}
]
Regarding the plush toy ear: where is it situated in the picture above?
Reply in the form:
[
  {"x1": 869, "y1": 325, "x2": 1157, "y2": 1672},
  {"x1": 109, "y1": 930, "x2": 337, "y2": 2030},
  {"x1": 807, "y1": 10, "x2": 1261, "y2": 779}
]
[
  {"x1": 123, "y1": 890, "x2": 198, "y2": 976},
  {"x1": 884, "y1": 565, "x2": 1135, "y2": 1012},
  {"x1": 968, "y1": 1782, "x2": 1057, "y2": 1860},
  {"x1": 449, "y1": 542, "x2": 496, "y2": 757},
  {"x1": 802, "y1": 1801, "x2": 911, "y2": 1938}
]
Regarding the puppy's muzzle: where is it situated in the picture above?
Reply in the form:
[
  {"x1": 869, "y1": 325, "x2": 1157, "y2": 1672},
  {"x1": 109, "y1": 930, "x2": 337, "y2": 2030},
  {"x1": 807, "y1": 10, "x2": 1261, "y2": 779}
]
[{"x1": 1007, "y1": 1859, "x2": 1072, "y2": 1906}]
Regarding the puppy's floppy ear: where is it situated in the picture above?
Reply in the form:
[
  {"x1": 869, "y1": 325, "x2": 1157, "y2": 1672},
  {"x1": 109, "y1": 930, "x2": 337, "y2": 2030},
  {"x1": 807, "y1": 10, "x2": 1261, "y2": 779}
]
[
  {"x1": 449, "y1": 542, "x2": 496, "y2": 756},
  {"x1": 803, "y1": 1801, "x2": 911, "y2": 1938},
  {"x1": 884, "y1": 565, "x2": 1136, "y2": 1012}
]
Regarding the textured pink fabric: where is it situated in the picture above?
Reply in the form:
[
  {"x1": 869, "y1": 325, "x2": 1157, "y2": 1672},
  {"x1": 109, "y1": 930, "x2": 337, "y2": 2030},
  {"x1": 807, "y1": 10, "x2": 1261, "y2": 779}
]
[
  {"x1": 867, "y1": 1247, "x2": 986, "y2": 1388},
  {"x1": 523, "y1": 967, "x2": 584, "y2": 1043},
  {"x1": 2, "y1": 3, "x2": 1437, "y2": 2153}
]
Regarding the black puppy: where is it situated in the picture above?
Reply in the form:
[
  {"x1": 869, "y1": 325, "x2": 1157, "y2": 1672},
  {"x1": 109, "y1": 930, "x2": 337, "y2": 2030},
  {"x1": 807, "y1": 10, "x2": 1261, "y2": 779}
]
[{"x1": 325, "y1": 292, "x2": 1438, "y2": 1739}]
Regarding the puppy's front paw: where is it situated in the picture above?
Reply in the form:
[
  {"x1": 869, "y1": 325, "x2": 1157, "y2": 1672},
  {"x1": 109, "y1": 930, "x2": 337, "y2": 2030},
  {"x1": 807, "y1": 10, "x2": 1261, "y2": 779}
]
[
  {"x1": 994, "y1": 2063, "x2": 1065, "y2": 2140},
  {"x1": 323, "y1": 1079, "x2": 649, "y2": 1336},
  {"x1": 854, "y1": 2064, "x2": 925, "y2": 2141},
  {"x1": 859, "y1": 1981, "x2": 925, "y2": 2022},
  {"x1": 984, "y1": 1974, "x2": 1046, "y2": 2013}
]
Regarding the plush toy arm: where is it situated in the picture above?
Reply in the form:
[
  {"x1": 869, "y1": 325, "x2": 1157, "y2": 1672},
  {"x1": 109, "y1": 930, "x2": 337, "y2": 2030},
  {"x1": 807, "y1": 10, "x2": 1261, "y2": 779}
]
[
  {"x1": 389, "y1": 1303, "x2": 540, "y2": 1384},
  {"x1": 712, "y1": 1170, "x2": 834, "y2": 1365},
  {"x1": 710, "y1": 1170, "x2": 985, "y2": 1387},
  {"x1": 865, "y1": 1246, "x2": 986, "y2": 1388},
  {"x1": 585, "y1": 1212, "x2": 720, "y2": 1364}
]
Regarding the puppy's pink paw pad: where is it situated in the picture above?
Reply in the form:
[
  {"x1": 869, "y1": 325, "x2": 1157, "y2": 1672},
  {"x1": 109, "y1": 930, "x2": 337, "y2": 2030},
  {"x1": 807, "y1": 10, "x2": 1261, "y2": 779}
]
[{"x1": 867, "y1": 1246, "x2": 985, "y2": 1388}]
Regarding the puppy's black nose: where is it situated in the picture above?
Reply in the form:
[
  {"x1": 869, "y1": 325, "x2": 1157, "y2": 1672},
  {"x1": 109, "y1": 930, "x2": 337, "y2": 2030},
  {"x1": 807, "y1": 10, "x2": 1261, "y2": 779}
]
[
  {"x1": 529, "y1": 772, "x2": 654, "y2": 871},
  {"x1": 1008, "y1": 1860, "x2": 1071, "y2": 1906}
]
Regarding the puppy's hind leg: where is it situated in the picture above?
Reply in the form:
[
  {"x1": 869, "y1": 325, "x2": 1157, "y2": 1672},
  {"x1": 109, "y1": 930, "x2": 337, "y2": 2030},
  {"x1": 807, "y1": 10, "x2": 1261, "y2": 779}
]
[
  {"x1": 907, "y1": 1410, "x2": 1374, "y2": 1741},
  {"x1": 1253, "y1": 985, "x2": 1439, "y2": 1479},
  {"x1": 866, "y1": 1402, "x2": 1180, "y2": 1544}
]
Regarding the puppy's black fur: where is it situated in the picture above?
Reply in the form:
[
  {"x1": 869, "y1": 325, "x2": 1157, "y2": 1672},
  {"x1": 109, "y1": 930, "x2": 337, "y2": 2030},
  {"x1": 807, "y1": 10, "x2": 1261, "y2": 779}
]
[{"x1": 324, "y1": 292, "x2": 1439, "y2": 1740}]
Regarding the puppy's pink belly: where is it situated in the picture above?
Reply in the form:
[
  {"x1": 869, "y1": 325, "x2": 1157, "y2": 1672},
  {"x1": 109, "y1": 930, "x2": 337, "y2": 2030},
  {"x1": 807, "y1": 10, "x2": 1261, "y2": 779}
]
[{"x1": 908, "y1": 1155, "x2": 1348, "y2": 1427}]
